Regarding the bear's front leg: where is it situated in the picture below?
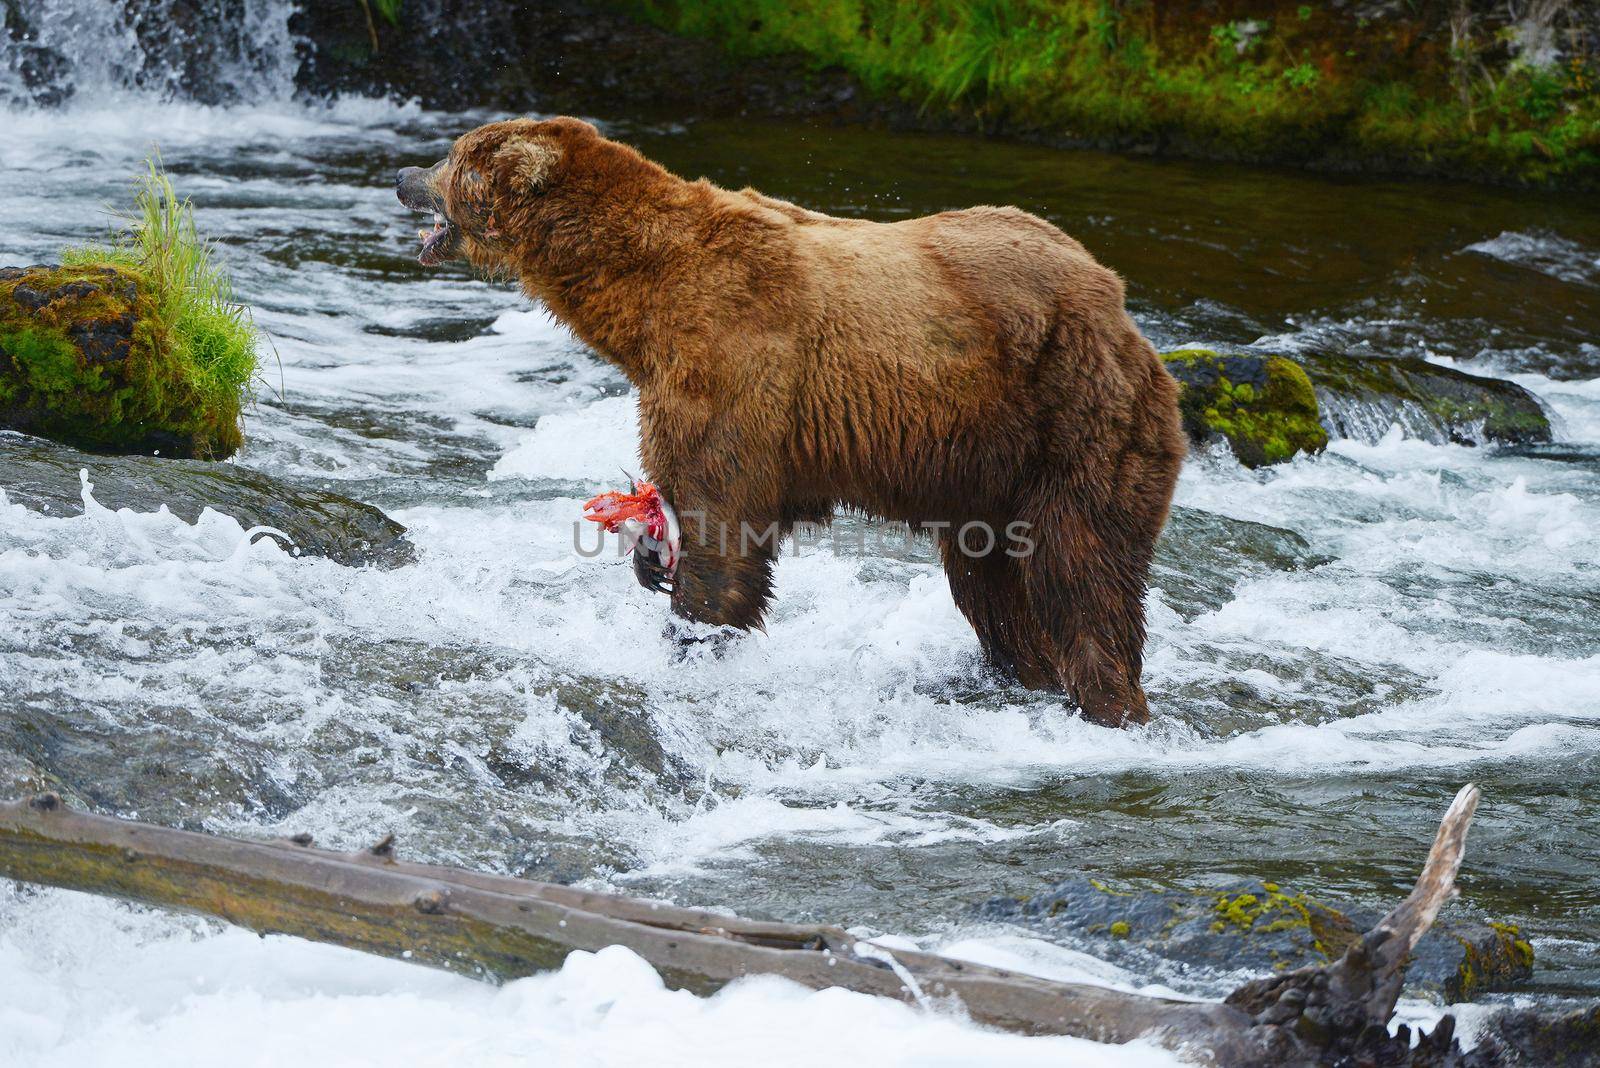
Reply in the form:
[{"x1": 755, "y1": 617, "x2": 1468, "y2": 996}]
[{"x1": 664, "y1": 500, "x2": 781, "y2": 632}]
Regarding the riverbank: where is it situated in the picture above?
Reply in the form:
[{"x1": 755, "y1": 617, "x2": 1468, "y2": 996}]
[{"x1": 616, "y1": 0, "x2": 1599, "y2": 188}]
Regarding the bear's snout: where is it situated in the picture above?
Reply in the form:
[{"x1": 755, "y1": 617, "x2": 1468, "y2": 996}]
[
  {"x1": 397, "y1": 160, "x2": 464, "y2": 266},
  {"x1": 396, "y1": 164, "x2": 443, "y2": 212}
]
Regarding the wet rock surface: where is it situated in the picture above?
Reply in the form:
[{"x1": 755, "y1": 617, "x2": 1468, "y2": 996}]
[
  {"x1": 289, "y1": 0, "x2": 880, "y2": 121},
  {"x1": 0, "y1": 430, "x2": 413, "y2": 568},
  {"x1": 1162, "y1": 348, "x2": 1554, "y2": 464},
  {"x1": 0, "y1": 0, "x2": 71, "y2": 107},
  {"x1": 1153, "y1": 505, "x2": 1326, "y2": 618},
  {"x1": 977, "y1": 876, "x2": 1534, "y2": 1002},
  {"x1": 1298, "y1": 352, "x2": 1554, "y2": 447}
]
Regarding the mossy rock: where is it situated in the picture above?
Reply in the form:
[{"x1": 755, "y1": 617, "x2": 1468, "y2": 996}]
[
  {"x1": 976, "y1": 876, "x2": 1534, "y2": 1001},
  {"x1": 1437, "y1": 921, "x2": 1536, "y2": 1003},
  {"x1": 1296, "y1": 351, "x2": 1552, "y2": 447},
  {"x1": 1161, "y1": 349, "x2": 1329, "y2": 468},
  {"x1": 0, "y1": 263, "x2": 243, "y2": 459}
]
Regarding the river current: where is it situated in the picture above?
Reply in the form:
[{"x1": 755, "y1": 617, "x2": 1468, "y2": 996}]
[{"x1": 2, "y1": 7, "x2": 1599, "y2": 1066}]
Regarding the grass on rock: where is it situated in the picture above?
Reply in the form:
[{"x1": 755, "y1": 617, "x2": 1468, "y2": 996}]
[{"x1": 64, "y1": 158, "x2": 259, "y2": 431}]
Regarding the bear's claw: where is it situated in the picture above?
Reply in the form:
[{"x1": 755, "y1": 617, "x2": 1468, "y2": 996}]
[{"x1": 632, "y1": 531, "x2": 676, "y2": 594}]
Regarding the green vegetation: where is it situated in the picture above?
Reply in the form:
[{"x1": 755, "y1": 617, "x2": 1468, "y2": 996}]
[
  {"x1": 1208, "y1": 882, "x2": 1355, "y2": 960},
  {"x1": 355, "y1": 0, "x2": 403, "y2": 56},
  {"x1": 620, "y1": 0, "x2": 1600, "y2": 185},
  {"x1": 70, "y1": 160, "x2": 260, "y2": 416},
  {"x1": 0, "y1": 160, "x2": 257, "y2": 459},
  {"x1": 1162, "y1": 349, "x2": 1328, "y2": 467},
  {"x1": 1452, "y1": 922, "x2": 1536, "y2": 1001}
]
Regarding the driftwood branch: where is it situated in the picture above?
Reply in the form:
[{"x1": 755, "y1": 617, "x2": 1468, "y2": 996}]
[{"x1": 0, "y1": 783, "x2": 1556, "y2": 1066}]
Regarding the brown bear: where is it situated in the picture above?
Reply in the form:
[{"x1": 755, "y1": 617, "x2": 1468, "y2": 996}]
[{"x1": 398, "y1": 117, "x2": 1186, "y2": 727}]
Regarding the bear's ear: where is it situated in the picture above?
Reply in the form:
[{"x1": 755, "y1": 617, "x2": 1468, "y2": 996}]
[{"x1": 494, "y1": 136, "x2": 561, "y2": 191}]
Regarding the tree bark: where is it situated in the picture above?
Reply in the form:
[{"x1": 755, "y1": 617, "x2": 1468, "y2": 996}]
[{"x1": 0, "y1": 785, "x2": 1537, "y2": 1066}]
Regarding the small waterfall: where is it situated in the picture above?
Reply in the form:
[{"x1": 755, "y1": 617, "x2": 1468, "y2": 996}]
[
  {"x1": 1314, "y1": 389, "x2": 1464, "y2": 447},
  {"x1": 1, "y1": 0, "x2": 299, "y2": 108}
]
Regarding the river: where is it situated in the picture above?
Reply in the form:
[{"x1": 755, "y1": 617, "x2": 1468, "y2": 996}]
[{"x1": 2, "y1": 4, "x2": 1599, "y2": 1065}]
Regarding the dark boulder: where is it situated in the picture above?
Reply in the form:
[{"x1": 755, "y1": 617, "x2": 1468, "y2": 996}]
[
  {"x1": 1153, "y1": 505, "x2": 1326, "y2": 618},
  {"x1": 0, "y1": 430, "x2": 414, "y2": 568}
]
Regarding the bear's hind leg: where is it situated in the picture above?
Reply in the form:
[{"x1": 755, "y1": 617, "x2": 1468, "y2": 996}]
[
  {"x1": 940, "y1": 535, "x2": 1057, "y2": 690},
  {"x1": 1016, "y1": 489, "x2": 1158, "y2": 727}
]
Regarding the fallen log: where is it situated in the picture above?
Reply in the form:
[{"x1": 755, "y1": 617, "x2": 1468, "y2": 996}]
[{"x1": 0, "y1": 784, "x2": 1558, "y2": 1066}]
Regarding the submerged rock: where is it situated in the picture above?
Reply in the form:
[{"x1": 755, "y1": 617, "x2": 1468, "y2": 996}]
[
  {"x1": 1162, "y1": 349, "x2": 1329, "y2": 468},
  {"x1": 0, "y1": 430, "x2": 413, "y2": 568},
  {"x1": 1297, "y1": 351, "x2": 1552, "y2": 447},
  {"x1": 977, "y1": 876, "x2": 1533, "y2": 1002},
  {"x1": 0, "y1": 263, "x2": 244, "y2": 460},
  {"x1": 1153, "y1": 505, "x2": 1326, "y2": 617}
]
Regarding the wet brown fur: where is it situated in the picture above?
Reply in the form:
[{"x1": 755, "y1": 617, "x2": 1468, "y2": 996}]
[{"x1": 426, "y1": 117, "x2": 1187, "y2": 726}]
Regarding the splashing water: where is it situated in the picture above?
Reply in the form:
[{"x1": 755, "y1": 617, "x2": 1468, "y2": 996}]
[
  {"x1": 3, "y1": 7, "x2": 1600, "y2": 1062},
  {"x1": 0, "y1": 0, "x2": 297, "y2": 107}
]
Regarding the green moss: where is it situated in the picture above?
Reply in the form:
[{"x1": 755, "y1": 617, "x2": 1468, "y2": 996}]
[
  {"x1": 1, "y1": 325, "x2": 97, "y2": 395},
  {"x1": 1295, "y1": 351, "x2": 1550, "y2": 446},
  {"x1": 1109, "y1": 920, "x2": 1130, "y2": 938},
  {"x1": 617, "y1": 1, "x2": 1600, "y2": 187},
  {"x1": 1, "y1": 160, "x2": 257, "y2": 459},
  {"x1": 1208, "y1": 884, "x2": 1354, "y2": 961},
  {"x1": 1450, "y1": 921, "x2": 1537, "y2": 1002},
  {"x1": 1162, "y1": 349, "x2": 1329, "y2": 467}
]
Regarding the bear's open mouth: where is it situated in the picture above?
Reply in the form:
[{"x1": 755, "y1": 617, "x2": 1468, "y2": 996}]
[
  {"x1": 416, "y1": 212, "x2": 461, "y2": 266},
  {"x1": 397, "y1": 162, "x2": 463, "y2": 266}
]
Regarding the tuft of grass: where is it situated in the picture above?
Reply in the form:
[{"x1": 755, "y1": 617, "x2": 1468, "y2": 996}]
[{"x1": 64, "y1": 157, "x2": 259, "y2": 419}]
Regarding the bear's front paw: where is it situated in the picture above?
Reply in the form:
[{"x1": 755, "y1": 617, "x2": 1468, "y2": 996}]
[{"x1": 631, "y1": 530, "x2": 676, "y2": 594}]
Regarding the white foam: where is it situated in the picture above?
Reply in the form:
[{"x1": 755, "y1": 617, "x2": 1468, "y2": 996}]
[
  {"x1": 0, "y1": 889, "x2": 1180, "y2": 1068},
  {"x1": 489, "y1": 395, "x2": 643, "y2": 484},
  {"x1": 1463, "y1": 229, "x2": 1600, "y2": 285}
]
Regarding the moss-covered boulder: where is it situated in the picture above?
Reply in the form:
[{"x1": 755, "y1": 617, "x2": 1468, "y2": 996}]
[
  {"x1": 977, "y1": 876, "x2": 1534, "y2": 1002},
  {"x1": 1161, "y1": 349, "x2": 1329, "y2": 468},
  {"x1": 1297, "y1": 351, "x2": 1552, "y2": 447},
  {"x1": 0, "y1": 263, "x2": 244, "y2": 459}
]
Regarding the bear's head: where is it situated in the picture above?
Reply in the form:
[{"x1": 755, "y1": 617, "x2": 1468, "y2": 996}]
[{"x1": 397, "y1": 116, "x2": 645, "y2": 273}]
